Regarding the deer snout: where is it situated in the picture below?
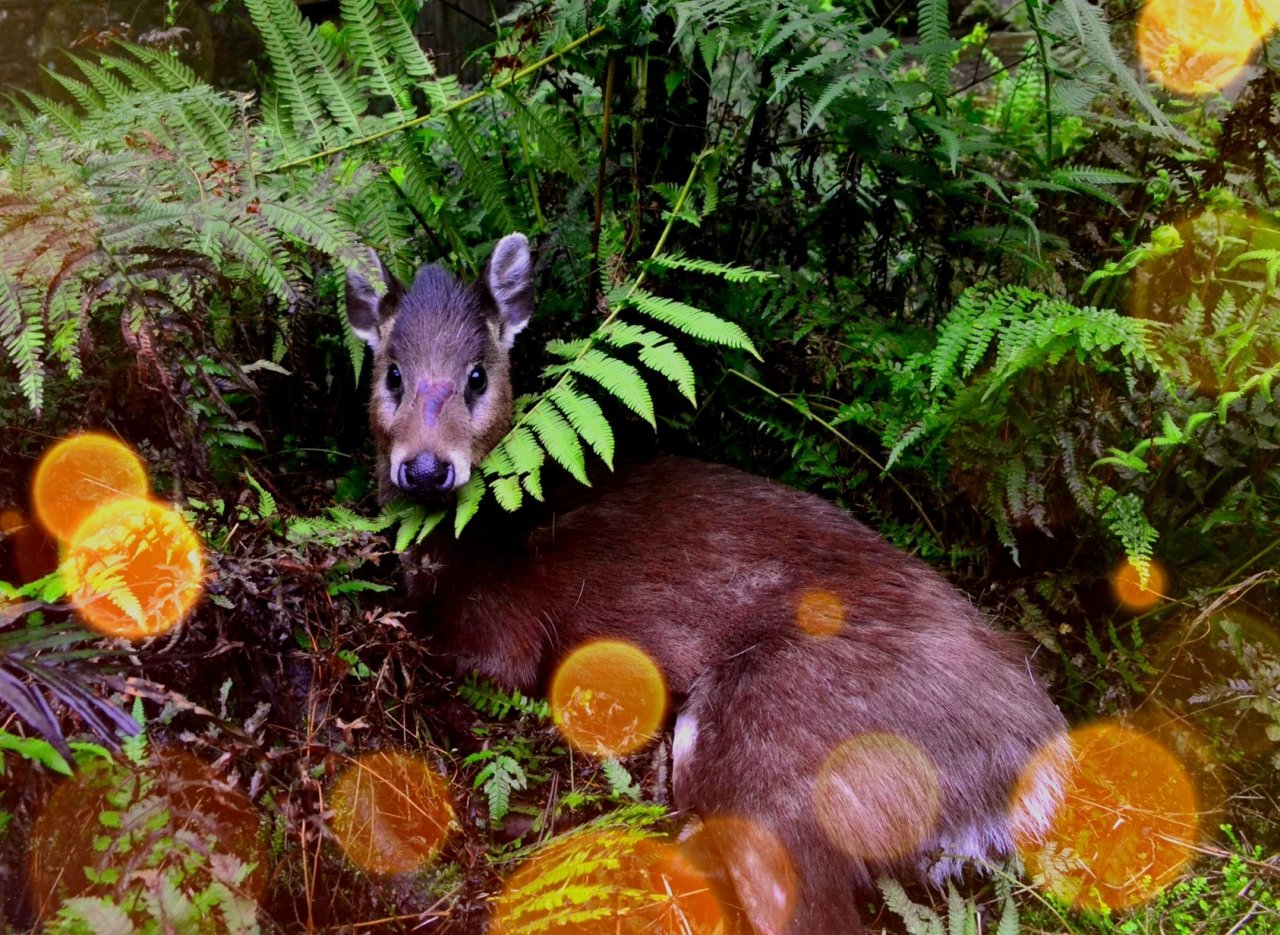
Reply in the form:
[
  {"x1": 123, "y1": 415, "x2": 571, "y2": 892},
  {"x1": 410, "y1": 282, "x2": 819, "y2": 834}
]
[{"x1": 399, "y1": 453, "x2": 456, "y2": 496}]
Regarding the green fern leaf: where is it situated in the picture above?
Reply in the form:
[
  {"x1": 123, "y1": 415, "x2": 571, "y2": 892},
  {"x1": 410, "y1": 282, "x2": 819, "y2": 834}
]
[
  {"x1": 568, "y1": 349, "x2": 655, "y2": 425},
  {"x1": 497, "y1": 426, "x2": 545, "y2": 476},
  {"x1": 341, "y1": 0, "x2": 412, "y2": 114},
  {"x1": 549, "y1": 380, "x2": 615, "y2": 468},
  {"x1": 528, "y1": 403, "x2": 589, "y2": 484},
  {"x1": 624, "y1": 288, "x2": 758, "y2": 356},
  {"x1": 444, "y1": 114, "x2": 516, "y2": 231},
  {"x1": 638, "y1": 341, "x2": 697, "y2": 402},
  {"x1": 646, "y1": 251, "x2": 774, "y2": 282},
  {"x1": 491, "y1": 475, "x2": 525, "y2": 511},
  {"x1": 377, "y1": 0, "x2": 437, "y2": 81},
  {"x1": 258, "y1": 201, "x2": 352, "y2": 256},
  {"x1": 453, "y1": 473, "x2": 486, "y2": 535},
  {"x1": 65, "y1": 54, "x2": 132, "y2": 108},
  {"x1": 917, "y1": 0, "x2": 952, "y2": 99}
]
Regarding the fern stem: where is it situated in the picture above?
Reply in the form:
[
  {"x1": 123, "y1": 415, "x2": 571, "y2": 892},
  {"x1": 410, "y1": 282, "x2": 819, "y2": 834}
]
[
  {"x1": 726, "y1": 368, "x2": 945, "y2": 550},
  {"x1": 1025, "y1": 0, "x2": 1053, "y2": 167},
  {"x1": 473, "y1": 151, "x2": 718, "y2": 507},
  {"x1": 515, "y1": 101, "x2": 544, "y2": 230},
  {"x1": 589, "y1": 53, "x2": 618, "y2": 309},
  {"x1": 268, "y1": 25, "x2": 607, "y2": 173}
]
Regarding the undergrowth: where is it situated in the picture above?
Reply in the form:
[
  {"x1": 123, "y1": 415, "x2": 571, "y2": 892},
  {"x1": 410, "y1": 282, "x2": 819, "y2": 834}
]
[{"x1": 1, "y1": 0, "x2": 1278, "y2": 931}]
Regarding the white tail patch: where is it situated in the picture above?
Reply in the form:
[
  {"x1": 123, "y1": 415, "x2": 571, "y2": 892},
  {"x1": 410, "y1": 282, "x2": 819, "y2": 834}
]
[
  {"x1": 927, "y1": 735, "x2": 1072, "y2": 885},
  {"x1": 672, "y1": 710, "x2": 699, "y2": 783},
  {"x1": 1009, "y1": 734, "x2": 1072, "y2": 845}
]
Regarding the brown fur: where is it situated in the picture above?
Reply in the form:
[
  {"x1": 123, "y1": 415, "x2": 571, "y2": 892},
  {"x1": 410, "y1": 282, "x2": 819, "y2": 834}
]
[{"x1": 347, "y1": 235, "x2": 1068, "y2": 935}]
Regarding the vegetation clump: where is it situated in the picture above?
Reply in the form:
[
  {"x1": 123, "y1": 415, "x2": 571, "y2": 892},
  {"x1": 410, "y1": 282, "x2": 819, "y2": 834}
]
[{"x1": 1, "y1": 0, "x2": 1278, "y2": 931}]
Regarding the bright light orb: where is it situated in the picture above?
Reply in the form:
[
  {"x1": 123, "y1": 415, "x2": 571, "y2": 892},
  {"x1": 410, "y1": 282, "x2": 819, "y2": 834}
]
[
  {"x1": 550, "y1": 639, "x2": 668, "y2": 757},
  {"x1": 813, "y1": 732, "x2": 941, "y2": 862},
  {"x1": 63, "y1": 497, "x2": 203, "y2": 640},
  {"x1": 1113, "y1": 558, "x2": 1168, "y2": 611},
  {"x1": 1016, "y1": 721, "x2": 1199, "y2": 910},
  {"x1": 699, "y1": 815, "x2": 797, "y2": 934},
  {"x1": 32, "y1": 433, "x2": 149, "y2": 542},
  {"x1": 329, "y1": 750, "x2": 455, "y2": 875},
  {"x1": 491, "y1": 827, "x2": 724, "y2": 935},
  {"x1": 28, "y1": 748, "x2": 263, "y2": 921},
  {"x1": 795, "y1": 588, "x2": 845, "y2": 637},
  {"x1": 1137, "y1": 0, "x2": 1274, "y2": 95},
  {"x1": 0, "y1": 508, "x2": 58, "y2": 586}
]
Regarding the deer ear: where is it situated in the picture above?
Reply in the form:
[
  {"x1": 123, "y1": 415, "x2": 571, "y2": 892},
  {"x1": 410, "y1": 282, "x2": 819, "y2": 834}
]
[
  {"x1": 484, "y1": 233, "x2": 534, "y2": 348},
  {"x1": 345, "y1": 248, "x2": 401, "y2": 351}
]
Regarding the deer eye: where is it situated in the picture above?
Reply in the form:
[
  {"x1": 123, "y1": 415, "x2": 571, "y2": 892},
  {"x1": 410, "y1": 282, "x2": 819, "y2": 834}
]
[
  {"x1": 386, "y1": 365, "x2": 402, "y2": 394},
  {"x1": 468, "y1": 365, "x2": 487, "y2": 395}
]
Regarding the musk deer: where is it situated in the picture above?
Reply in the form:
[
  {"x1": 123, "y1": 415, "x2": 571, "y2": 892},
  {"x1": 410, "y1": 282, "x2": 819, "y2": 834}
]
[{"x1": 345, "y1": 233, "x2": 1069, "y2": 935}]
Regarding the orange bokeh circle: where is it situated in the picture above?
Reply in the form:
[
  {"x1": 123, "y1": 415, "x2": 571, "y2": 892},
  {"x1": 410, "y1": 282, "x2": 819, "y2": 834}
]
[
  {"x1": 1016, "y1": 721, "x2": 1199, "y2": 910},
  {"x1": 1137, "y1": 0, "x2": 1274, "y2": 95},
  {"x1": 28, "y1": 747, "x2": 263, "y2": 922},
  {"x1": 795, "y1": 588, "x2": 845, "y2": 637},
  {"x1": 550, "y1": 639, "x2": 668, "y2": 757},
  {"x1": 491, "y1": 827, "x2": 723, "y2": 934},
  {"x1": 31, "y1": 433, "x2": 149, "y2": 542},
  {"x1": 1113, "y1": 559, "x2": 1169, "y2": 611},
  {"x1": 813, "y1": 732, "x2": 941, "y2": 863},
  {"x1": 0, "y1": 509, "x2": 58, "y2": 585},
  {"x1": 329, "y1": 750, "x2": 455, "y2": 875},
  {"x1": 698, "y1": 815, "x2": 797, "y2": 934},
  {"x1": 63, "y1": 497, "x2": 203, "y2": 640}
]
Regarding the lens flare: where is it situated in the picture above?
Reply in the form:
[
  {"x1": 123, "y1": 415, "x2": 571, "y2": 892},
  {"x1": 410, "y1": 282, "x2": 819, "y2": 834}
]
[
  {"x1": 329, "y1": 750, "x2": 455, "y2": 875},
  {"x1": 1128, "y1": 210, "x2": 1280, "y2": 393},
  {"x1": 1113, "y1": 558, "x2": 1168, "y2": 611},
  {"x1": 62, "y1": 497, "x2": 203, "y2": 640},
  {"x1": 550, "y1": 639, "x2": 668, "y2": 757},
  {"x1": 697, "y1": 816, "x2": 797, "y2": 934},
  {"x1": 0, "y1": 509, "x2": 58, "y2": 586},
  {"x1": 28, "y1": 748, "x2": 262, "y2": 922},
  {"x1": 1137, "y1": 0, "x2": 1275, "y2": 95},
  {"x1": 795, "y1": 588, "x2": 845, "y2": 637},
  {"x1": 32, "y1": 433, "x2": 149, "y2": 542},
  {"x1": 1015, "y1": 721, "x2": 1199, "y2": 910},
  {"x1": 813, "y1": 732, "x2": 941, "y2": 862},
  {"x1": 491, "y1": 827, "x2": 723, "y2": 935},
  {"x1": 1145, "y1": 610, "x2": 1279, "y2": 762}
]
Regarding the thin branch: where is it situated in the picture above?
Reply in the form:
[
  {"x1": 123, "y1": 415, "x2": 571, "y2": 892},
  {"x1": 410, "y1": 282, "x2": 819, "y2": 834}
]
[{"x1": 727, "y1": 368, "x2": 945, "y2": 550}]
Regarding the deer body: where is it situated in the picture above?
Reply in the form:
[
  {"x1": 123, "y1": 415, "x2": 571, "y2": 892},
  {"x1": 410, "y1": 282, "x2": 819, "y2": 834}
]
[{"x1": 346, "y1": 235, "x2": 1068, "y2": 935}]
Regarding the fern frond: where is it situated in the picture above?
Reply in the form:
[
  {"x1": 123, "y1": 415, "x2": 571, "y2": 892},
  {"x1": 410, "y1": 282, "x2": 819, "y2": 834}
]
[
  {"x1": 193, "y1": 215, "x2": 297, "y2": 306},
  {"x1": 443, "y1": 113, "x2": 517, "y2": 231},
  {"x1": 42, "y1": 69, "x2": 105, "y2": 115},
  {"x1": 458, "y1": 675, "x2": 550, "y2": 719},
  {"x1": 64, "y1": 53, "x2": 132, "y2": 109},
  {"x1": 622, "y1": 287, "x2": 757, "y2": 355},
  {"x1": 646, "y1": 251, "x2": 774, "y2": 282},
  {"x1": 566, "y1": 349, "x2": 655, "y2": 425},
  {"x1": 1098, "y1": 489, "x2": 1158, "y2": 577},
  {"x1": 376, "y1": 0, "x2": 438, "y2": 81},
  {"x1": 527, "y1": 403, "x2": 589, "y2": 484},
  {"x1": 1048, "y1": 0, "x2": 1190, "y2": 145},
  {"x1": 917, "y1": 0, "x2": 952, "y2": 99},
  {"x1": 341, "y1": 0, "x2": 413, "y2": 114},
  {"x1": 244, "y1": 0, "x2": 363, "y2": 144},
  {"x1": 549, "y1": 380, "x2": 615, "y2": 468},
  {"x1": 504, "y1": 89, "x2": 584, "y2": 180},
  {"x1": 257, "y1": 201, "x2": 354, "y2": 256}
]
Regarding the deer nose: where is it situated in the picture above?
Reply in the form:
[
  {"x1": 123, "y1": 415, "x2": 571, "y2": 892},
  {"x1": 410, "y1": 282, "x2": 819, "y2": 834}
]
[{"x1": 400, "y1": 454, "x2": 455, "y2": 495}]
